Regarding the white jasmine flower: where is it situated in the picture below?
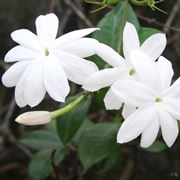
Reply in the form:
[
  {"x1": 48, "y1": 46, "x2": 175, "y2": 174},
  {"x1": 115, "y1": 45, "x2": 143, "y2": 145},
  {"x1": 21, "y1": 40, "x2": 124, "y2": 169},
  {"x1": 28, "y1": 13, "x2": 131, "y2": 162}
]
[
  {"x1": 123, "y1": 22, "x2": 166, "y2": 62},
  {"x1": 15, "y1": 111, "x2": 51, "y2": 125},
  {"x1": 112, "y1": 55, "x2": 180, "y2": 148},
  {"x1": 83, "y1": 22, "x2": 166, "y2": 114},
  {"x1": 2, "y1": 13, "x2": 99, "y2": 107},
  {"x1": 83, "y1": 43, "x2": 128, "y2": 111}
]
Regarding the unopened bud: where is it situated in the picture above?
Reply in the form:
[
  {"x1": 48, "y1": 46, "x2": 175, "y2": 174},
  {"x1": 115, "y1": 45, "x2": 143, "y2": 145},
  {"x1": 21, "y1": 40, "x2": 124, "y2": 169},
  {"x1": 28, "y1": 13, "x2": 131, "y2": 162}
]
[{"x1": 15, "y1": 111, "x2": 51, "y2": 126}]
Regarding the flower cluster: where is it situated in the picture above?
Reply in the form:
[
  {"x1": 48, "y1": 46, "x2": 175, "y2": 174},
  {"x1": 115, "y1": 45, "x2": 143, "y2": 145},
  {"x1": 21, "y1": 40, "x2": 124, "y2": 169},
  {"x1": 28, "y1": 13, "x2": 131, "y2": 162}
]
[
  {"x1": 2, "y1": 13, "x2": 180, "y2": 148},
  {"x1": 2, "y1": 14, "x2": 99, "y2": 107},
  {"x1": 84, "y1": 22, "x2": 180, "y2": 148}
]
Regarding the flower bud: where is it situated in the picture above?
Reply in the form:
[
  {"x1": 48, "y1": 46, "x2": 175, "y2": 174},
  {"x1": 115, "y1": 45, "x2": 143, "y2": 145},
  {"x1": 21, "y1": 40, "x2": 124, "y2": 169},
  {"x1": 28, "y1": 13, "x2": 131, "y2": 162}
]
[{"x1": 15, "y1": 111, "x2": 51, "y2": 126}]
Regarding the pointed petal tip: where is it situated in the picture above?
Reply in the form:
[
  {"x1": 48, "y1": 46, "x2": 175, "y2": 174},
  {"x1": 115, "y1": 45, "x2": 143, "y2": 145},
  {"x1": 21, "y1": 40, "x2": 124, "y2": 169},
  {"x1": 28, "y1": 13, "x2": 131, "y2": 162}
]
[
  {"x1": 165, "y1": 140, "x2": 174, "y2": 148},
  {"x1": 117, "y1": 132, "x2": 126, "y2": 144},
  {"x1": 81, "y1": 84, "x2": 87, "y2": 91},
  {"x1": 1, "y1": 75, "x2": 7, "y2": 87},
  {"x1": 140, "y1": 141, "x2": 151, "y2": 148},
  {"x1": 60, "y1": 99, "x2": 65, "y2": 103},
  {"x1": 81, "y1": 84, "x2": 94, "y2": 92},
  {"x1": 4, "y1": 53, "x2": 10, "y2": 62},
  {"x1": 117, "y1": 138, "x2": 124, "y2": 144}
]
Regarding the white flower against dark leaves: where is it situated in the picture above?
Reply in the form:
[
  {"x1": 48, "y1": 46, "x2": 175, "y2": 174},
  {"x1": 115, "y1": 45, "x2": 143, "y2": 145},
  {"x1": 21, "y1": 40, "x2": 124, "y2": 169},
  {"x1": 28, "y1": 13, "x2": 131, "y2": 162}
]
[
  {"x1": 123, "y1": 22, "x2": 166, "y2": 62},
  {"x1": 2, "y1": 13, "x2": 99, "y2": 107},
  {"x1": 83, "y1": 22, "x2": 166, "y2": 116},
  {"x1": 112, "y1": 55, "x2": 180, "y2": 148}
]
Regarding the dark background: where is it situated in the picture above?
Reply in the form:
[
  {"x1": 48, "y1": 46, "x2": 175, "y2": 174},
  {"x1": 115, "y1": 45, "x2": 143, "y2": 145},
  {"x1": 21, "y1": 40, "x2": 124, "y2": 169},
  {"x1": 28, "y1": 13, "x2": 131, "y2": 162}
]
[{"x1": 0, "y1": 0, "x2": 179, "y2": 179}]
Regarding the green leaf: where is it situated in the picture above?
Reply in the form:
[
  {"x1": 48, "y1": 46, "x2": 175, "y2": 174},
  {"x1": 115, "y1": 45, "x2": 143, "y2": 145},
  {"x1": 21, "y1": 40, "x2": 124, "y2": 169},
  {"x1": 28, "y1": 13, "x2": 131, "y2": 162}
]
[
  {"x1": 93, "y1": 89, "x2": 107, "y2": 109},
  {"x1": 78, "y1": 122, "x2": 120, "y2": 172},
  {"x1": 92, "y1": 1, "x2": 140, "y2": 68},
  {"x1": 20, "y1": 130, "x2": 61, "y2": 150},
  {"x1": 56, "y1": 96, "x2": 91, "y2": 144},
  {"x1": 98, "y1": 145, "x2": 121, "y2": 173},
  {"x1": 142, "y1": 140, "x2": 168, "y2": 153},
  {"x1": 139, "y1": 27, "x2": 161, "y2": 44},
  {"x1": 46, "y1": 120, "x2": 57, "y2": 133},
  {"x1": 73, "y1": 118, "x2": 94, "y2": 142},
  {"x1": 29, "y1": 148, "x2": 66, "y2": 180}
]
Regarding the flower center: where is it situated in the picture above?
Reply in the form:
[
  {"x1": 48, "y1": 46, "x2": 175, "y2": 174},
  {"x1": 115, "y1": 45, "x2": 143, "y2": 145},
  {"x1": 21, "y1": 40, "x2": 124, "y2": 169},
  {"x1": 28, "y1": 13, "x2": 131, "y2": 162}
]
[
  {"x1": 45, "y1": 48, "x2": 49, "y2": 56},
  {"x1": 129, "y1": 68, "x2": 136, "y2": 76},
  {"x1": 155, "y1": 97, "x2": 162, "y2": 103}
]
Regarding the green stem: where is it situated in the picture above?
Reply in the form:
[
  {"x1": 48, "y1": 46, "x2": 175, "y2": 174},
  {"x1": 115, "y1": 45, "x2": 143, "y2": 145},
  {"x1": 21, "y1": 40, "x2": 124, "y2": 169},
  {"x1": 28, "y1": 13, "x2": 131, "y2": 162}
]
[
  {"x1": 130, "y1": 0, "x2": 146, "y2": 6},
  {"x1": 51, "y1": 93, "x2": 88, "y2": 119}
]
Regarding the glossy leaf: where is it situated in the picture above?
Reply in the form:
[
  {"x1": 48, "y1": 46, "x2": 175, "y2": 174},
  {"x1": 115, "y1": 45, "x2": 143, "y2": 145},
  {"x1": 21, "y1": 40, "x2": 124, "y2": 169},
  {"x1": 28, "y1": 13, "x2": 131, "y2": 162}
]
[
  {"x1": 139, "y1": 27, "x2": 161, "y2": 44},
  {"x1": 142, "y1": 140, "x2": 168, "y2": 153},
  {"x1": 73, "y1": 118, "x2": 94, "y2": 142},
  {"x1": 20, "y1": 130, "x2": 62, "y2": 150},
  {"x1": 92, "y1": 1, "x2": 140, "y2": 68},
  {"x1": 29, "y1": 148, "x2": 66, "y2": 180},
  {"x1": 98, "y1": 145, "x2": 121, "y2": 173},
  {"x1": 56, "y1": 96, "x2": 91, "y2": 144},
  {"x1": 78, "y1": 122, "x2": 120, "y2": 172}
]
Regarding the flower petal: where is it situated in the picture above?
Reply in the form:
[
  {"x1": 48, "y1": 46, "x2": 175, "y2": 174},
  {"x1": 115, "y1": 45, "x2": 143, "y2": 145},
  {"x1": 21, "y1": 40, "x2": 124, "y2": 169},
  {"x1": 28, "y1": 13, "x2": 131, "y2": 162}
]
[
  {"x1": 24, "y1": 59, "x2": 46, "y2": 107},
  {"x1": 123, "y1": 22, "x2": 140, "y2": 60},
  {"x1": 158, "y1": 107, "x2": 178, "y2": 147},
  {"x1": 122, "y1": 104, "x2": 136, "y2": 119},
  {"x1": 141, "y1": 33, "x2": 166, "y2": 61},
  {"x1": 104, "y1": 88, "x2": 122, "y2": 110},
  {"x1": 140, "y1": 115, "x2": 159, "y2": 148},
  {"x1": 2, "y1": 61, "x2": 30, "y2": 87},
  {"x1": 162, "y1": 97, "x2": 180, "y2": 120},
  {"x1": 56, "y1": 51, "x2": 98, "y2": 85},
  {"x1": 61, "y1": 38, "x2": 98, "y2": 58},
  {"x1": 117, "y1": 106, "x2": 155, "y2": 144},
  {"x1": 53, "y1": 28, "x2": 99, "y2": 48},
  {"x1": 112, "y1": 80, "x2": 156, "y2": 107},
  {"x1": 4, "y1": 45, "x2": 37, "y2": 62},
  {"x1": 11, "y1": 29, "x2": 41, "y2": 51},
  {"x1": 15, "y1": 61, "x2": 36, "y2": 107},
  {"x1": 156, "y1": 56, "x2": 173, "y2": 90},
  {"x1": 163, "y1": 77, "x2": 180, "y2": 97},
  {"x1": 130, "y1": 50, "x2": 160, "y2": 91},
  {"x1": 95, "y1": 43, "x2": 125, "y2": 67},
  {"x1": 35, "y1": 13, "x2": 59, "y2": 47},
  {"x1": 83, "y1": 67, "x2": 126, "y2": 92},
  {"x1": 44, "y1": 55, "x2": 70, "y2": 102}
]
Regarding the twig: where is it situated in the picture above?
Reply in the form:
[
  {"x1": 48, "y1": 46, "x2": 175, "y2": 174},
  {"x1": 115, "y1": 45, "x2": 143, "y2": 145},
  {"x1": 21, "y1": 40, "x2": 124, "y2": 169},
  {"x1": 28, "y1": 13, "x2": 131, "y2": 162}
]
[
  {"x1": 63, "y1": 0, "x2": 94, "y2": 27},
  {"x1": 137, "y1": 14, "x2": 180, "y2": 33},
  {"x1": 164, "y1": 0, "x2": 180, "y2": 33},
  {"x1": 47, "y1": 0, "x2": 58, "y2": 13},
  {"x1": 58, "y1": 9, "x2": 73, "y2": 35},
  {"x1": 0, "y1": 163, "x2": 23, "y2": 174},
  {"x1": 51, "y1": 149, "x2": 61, "y2": 180},
  {"x1": 0, "y1": 61, "x2": 9, "y2": 70},
  {"x1": 16, "y1": 144, "x2": 33, "y2": 158},
  {"x1": 0, "y1": 98, "x2": 16, "y2": 135}
]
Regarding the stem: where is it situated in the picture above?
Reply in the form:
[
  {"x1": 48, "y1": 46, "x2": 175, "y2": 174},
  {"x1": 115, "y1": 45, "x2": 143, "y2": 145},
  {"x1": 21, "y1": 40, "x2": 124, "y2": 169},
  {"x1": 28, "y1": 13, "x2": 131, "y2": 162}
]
[
  {"x1": 84, "y1": 0, "x2": 103, "y2": 5},
  {"x1": 90, "y1": 4, "x2": 108, "y2": 13},
  {"x1": 50, "y1": 93, "x2": 88, "y2": 119},
  {"x1": 130, "y1": 0, "x2": 146, "y2": 6},
  {"x1": 51, "y1": 149, "x2": 61, "y2": 180}
]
